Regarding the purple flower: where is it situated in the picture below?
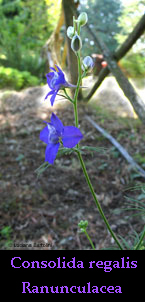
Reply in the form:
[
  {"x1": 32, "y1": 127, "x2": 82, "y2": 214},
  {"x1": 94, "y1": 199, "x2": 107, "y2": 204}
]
[
  {"x1": 40, "y1": 113, "x2": 83, "y2": 164},
  {"x1": 45, "y1": 65, "x2": 77, "y2": 106}
]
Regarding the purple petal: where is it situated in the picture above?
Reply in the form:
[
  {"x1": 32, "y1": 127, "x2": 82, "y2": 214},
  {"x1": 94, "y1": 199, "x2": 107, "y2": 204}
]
[
  {"x1": 62, "y1": 126, "x2": 83, "y2": 148},
  {"x1": 55, "y1": 65, "x2": 65, "y2": 77},
  {"x1": 55, "y1": 74, "x2": 65, "y2": 87},
  {"x1": 46, "y1": 72, "x2": 55, "y2": 89},
  {"x1": 55, "y1": 65, "x2": 66, "y2": 86},
  {"x1": 45, "y1": 90, "x2": 54, "y2": 100},
  {"x1": 50, "y1": 90, "x2": 58, "y2": 106},
  {"x1": 55, "y1": 65, "x2": 63, "y2": 73},
  {"x1": 46, "y1": 72, "x2": 54, "y2": 81},
  {"x1": 50, "y1": 113, "x2": 64, "y2": 134},
  {"x1": 40, "y1": 126, "x2": 49, "y2": 144},
  {"x1": 50, "y1": 67, "x2": 57, "y2": 72},
  {"x1": 45, "y1": 142, "x2": 60, "y2": 164}
]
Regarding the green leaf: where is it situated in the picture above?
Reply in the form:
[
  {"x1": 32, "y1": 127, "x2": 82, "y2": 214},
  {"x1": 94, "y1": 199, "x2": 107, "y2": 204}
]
[
  {"x1": 35, "y1": 162, "x2": 51, "y2": 177},
  {"x1": 78, "y1": 146, "x2": 107, "y2": 156},
  {"x1": 57, "y1": 147, "x2": 75, "y2": 158},
  {"x1": 35, "y1": 148, "x2": 75, "y2": 177},
  {"x1": 118, "y1": 235, "x2": 132, "y2": 250}
]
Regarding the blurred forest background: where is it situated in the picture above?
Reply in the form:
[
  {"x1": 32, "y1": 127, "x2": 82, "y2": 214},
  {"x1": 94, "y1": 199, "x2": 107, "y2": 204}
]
[{"x1": 0, "y1": 0, "x2": 144, "y2": 90}]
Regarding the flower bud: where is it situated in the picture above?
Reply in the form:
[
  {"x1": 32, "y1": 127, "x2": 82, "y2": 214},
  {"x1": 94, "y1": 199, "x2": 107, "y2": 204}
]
[
  {"x1": 78, "y1": 12, "x2": 88, "y2": 27},
  {"x1": 82, "y1": 56, "x2": 94, "y2": 71},
  {"x1": 67, "y1": 26, "x2": 75, "y2": 39},
  {"x1": 71, "y1": 34, "x2": 82, "y2": 53},
  {"x1": 78, "y1": 220, "x2": 88, "y2": 232}
]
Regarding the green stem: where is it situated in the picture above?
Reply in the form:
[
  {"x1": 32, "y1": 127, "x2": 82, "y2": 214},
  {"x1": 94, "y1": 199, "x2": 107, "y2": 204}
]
[
  {"x1": 84, "y1": 229, "x2": 96, "y2": 250},
  {"x1": 73, "y1": 52, "x2": 82, "y2": 128},
  {"x1": 63, "y1": 89, "x2": 74, "y2": 104},
  {"x1": 73, "y1": 52, "x2": 123, "y2": 250},
  {"x1": 77, "y1": 151, "x2": 123, "y2": 250}
]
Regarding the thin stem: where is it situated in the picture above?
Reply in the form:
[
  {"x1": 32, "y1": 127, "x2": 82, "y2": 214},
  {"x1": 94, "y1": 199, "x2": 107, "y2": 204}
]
[
  {"x1": 77, "y1": 151, "x2": 123, "y2": 250},
  {"x1": 84, "y1": 229, "x2": 96, "y2": 250},
  {"x1": 63, "y1": 89, "x2": 74, "y2": 104},
  {"x1": 73, "y1": 52, "x2": 82, "y2": 128},
  {"x1": 73, "y1": 51, "x2": 123, "y2": 250}
]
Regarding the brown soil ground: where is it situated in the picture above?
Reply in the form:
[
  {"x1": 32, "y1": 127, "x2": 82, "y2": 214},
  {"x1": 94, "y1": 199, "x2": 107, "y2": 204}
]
[{"x1": 0, "y1": 83, "x2": 145, "y2": 250}]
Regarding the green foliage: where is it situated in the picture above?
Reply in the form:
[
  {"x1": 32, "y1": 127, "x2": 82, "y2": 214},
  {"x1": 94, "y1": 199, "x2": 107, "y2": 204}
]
[
  {"x1": 123, "y1": 188, "x2": 145, "y2": 219},
  {"x1": 134, "y1": 153, "x2": 145, "y2": 165},
  {"x1": 0, "y1": 66, "x2": 39, "y2": 90},
  {"x1": 0, "y1": 0, "x2": 61, "y2": 86},
  {"x1": 0, "y1": 225, "x2": 13, "y2": 249},
  {"x1": 120, "y1": 53, "x2": 145, "y2": 78},
  {"x1": 79, "y1": 0, "x2": 123, "y2": 55},
  {"x1": 18, "y1": 53, "x2": 46, "y2": 77},
  {"x1": 79, "y1": 0, "x2": 144, "y2": 78},
  {"x1": 1, "y1": 225, "x2": 12, "y2": 238},
  {"x1": 119, "y1": 229, "x2": 145, "y2": 250},
  {"x1": 116, "y1": 0, "x2": 144, "y2": 49},
  {"x1": 119, "y1": 185, "x2": 145, "y2": 250},
  {"x1": 80, "y1": 145, "x2": 106, "y2": 154},
  {"x1": 116, "y1": 0, "x2": 144, "y2": 79}
]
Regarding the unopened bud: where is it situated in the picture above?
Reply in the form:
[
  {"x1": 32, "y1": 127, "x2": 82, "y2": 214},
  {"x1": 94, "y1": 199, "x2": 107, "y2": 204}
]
[
  {"x1": 78, "y1": 220, "x2": 88, "y2": 232},
  {"x1": 71, "y1": 34, "x2": 82, "y2": 53},
  {"x1": 67, "y1": 26, "x2": 75, "y2": 39},
  {"x1": 82, "y1": 56, "x2": 94, "y2": 71},
  {"x1": 78, "y1": 12, "x2": 88, "y2": 27}
]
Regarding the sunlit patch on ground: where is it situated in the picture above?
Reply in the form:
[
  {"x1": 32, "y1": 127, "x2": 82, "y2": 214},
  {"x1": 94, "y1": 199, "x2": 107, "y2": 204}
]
[{"x1": 82, "y1": 76, "x2": 145, "y2": 119}]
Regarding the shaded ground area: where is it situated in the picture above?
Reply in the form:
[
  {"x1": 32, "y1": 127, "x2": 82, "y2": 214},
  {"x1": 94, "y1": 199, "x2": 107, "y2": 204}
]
[{"x1": 0, "y1": 83, "x2": 145, "y2": 250}]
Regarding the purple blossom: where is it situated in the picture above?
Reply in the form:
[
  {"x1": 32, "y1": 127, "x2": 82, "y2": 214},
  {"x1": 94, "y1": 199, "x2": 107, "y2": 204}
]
[
  {"x1": 40, "y1": 113, "x2": 83, "y2": 164},
  {"x1": 45, "y1": 65, "x2": 77, "y2": 106}
]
